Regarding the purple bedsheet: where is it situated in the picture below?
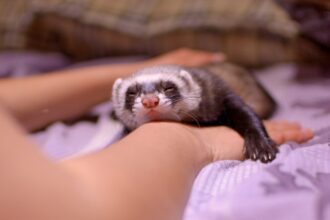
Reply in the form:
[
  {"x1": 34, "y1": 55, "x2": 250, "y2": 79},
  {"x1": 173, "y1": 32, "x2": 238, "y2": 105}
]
[
  {"x1": 0, "y1": 51, "x2": 329, "y2": 220},
  {"x1": 184, "y1": 65, "x2": 330, "y2": 220},
  {"x1": 0, "y1": 51, "x2": 71, "y2": 77},
  {"x1": 186, "y1": 141, "x2": 330, "y2": 220}
]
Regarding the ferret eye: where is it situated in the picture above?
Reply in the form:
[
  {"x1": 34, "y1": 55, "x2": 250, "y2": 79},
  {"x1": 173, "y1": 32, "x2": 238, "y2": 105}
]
[
  {"x1": 127, "y1": 91, "x2": 137, "y2": 97},
  {"x1": 164, "y1": 86, "x2": 175, "y2": 92},
  {"x1": 162, "y1": 82, "x2": 176, "y2": 92},
  {"x1": 126, "y1": 85, "x2": 140, "y2": 97},
  {"x1": 127, "y1": 89, "x2": 138, "y2": 97}
]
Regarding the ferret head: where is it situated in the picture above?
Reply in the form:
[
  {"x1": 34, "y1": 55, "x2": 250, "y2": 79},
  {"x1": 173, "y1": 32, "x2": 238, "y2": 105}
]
[{"x1": 112, "y1": 65, "x2": 202, "y2": 130}]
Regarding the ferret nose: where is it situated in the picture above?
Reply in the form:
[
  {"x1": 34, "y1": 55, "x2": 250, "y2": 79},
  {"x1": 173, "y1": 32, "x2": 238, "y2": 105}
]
[{"x1": 142, "y1": 94, "x2": 159, "y2": 108}]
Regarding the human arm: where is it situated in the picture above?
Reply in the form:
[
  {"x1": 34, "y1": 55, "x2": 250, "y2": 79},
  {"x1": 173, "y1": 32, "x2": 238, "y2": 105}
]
[
  {"x1": 0, "y1": 48, "x2": 222, "y2": 131},
  {"x1": 0, "y1": 103, "x2": 313, "y2": 220}
]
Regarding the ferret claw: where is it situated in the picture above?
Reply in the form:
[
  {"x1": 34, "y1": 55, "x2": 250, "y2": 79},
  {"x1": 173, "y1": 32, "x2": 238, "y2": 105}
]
[
  {"x1": 268, "y1": 153, "x2": 274, "y2": 160},
  {"x1": 263, "y1": 154, "x2": 268, "y2": 162},
  {"x1": 245, "y1": 136, "x2": 278, "y2": 163}
]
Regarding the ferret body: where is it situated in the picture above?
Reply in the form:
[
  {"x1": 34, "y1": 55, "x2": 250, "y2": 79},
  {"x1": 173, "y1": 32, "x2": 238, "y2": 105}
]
[{"x1": 112, "y1": 65, "x2": 278, "y2": 163}]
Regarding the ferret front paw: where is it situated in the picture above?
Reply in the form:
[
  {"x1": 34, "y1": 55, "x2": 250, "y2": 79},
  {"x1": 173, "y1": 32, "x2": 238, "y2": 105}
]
[{"x1": 244, "y1": 134, "x2": 278, "y2": 163}]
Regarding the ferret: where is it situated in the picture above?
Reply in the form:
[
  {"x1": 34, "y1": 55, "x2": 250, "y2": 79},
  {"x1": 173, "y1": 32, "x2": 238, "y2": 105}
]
[{"x1": 112, "y1": 65, "x2": 278, "y2": 163}]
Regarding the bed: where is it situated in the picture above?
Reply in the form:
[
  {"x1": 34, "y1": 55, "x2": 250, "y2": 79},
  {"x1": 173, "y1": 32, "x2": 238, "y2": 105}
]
[{"x1": 1, "y1": 51, "x2": 329, "y2": 220}]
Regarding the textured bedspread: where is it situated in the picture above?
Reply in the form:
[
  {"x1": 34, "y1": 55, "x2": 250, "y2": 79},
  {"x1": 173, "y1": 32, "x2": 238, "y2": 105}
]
[
  {"x1": 1, "y1": 52, "x2": 329, "y2": 220},
  {"x1": 184, "y1": 65, "x2": 330, "y2": 220}
]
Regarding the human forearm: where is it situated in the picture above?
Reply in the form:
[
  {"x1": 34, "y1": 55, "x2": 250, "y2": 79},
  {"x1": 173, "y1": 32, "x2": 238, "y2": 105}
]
[
  {"x1": 0, "y1": 105, "x2": 211, "y2": 220},
  {"x1": 0, "y1": 61, "x2": 150, "y2": 131},
  {"x1": 0, "y1": 48, "x2": 222, "y2": 131},
  {"x1": 63, "y1": 122, "x2": 211, "y2": 220}
]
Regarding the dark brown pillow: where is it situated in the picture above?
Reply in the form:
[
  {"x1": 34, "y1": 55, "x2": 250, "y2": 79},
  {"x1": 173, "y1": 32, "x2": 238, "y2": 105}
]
[
  {"x1": 276, "y1": 0, "x2": 330, "y2": 50},
  {"x1": 1, "y1": 0, "x2": 329, "y2": 67}
]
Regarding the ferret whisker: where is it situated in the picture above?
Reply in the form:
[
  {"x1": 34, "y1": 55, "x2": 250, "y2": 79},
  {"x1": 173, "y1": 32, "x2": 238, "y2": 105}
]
[
  {"x1": 170, "y1": 112, "x2": 181, "y2": 121},
  {"x1": 170, "y1": 96, "x2": 201, "y2": 104},
  {"x1": 179, "y1": 110, "x2": 201, "y2": 128}
]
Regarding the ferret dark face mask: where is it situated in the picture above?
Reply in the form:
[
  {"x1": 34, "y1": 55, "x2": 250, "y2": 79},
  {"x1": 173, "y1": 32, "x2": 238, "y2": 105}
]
[{"x1": 112, "y1": 65, "x2": 202, "y2": 130}]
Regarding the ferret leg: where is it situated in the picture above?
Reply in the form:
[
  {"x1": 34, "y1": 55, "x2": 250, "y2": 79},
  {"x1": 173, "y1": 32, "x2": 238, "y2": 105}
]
[{"x1": 220, "y1": 94, "x2": 278, "y2": 163}]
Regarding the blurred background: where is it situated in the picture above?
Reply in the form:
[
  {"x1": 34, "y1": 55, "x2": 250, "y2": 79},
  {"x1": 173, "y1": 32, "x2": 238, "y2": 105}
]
[{"x1": 0, "y1": 0, "x2": 329, "y2": 68}]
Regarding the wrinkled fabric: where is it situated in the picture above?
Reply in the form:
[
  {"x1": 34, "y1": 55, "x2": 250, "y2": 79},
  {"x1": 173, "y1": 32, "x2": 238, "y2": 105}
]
[{"x1": 184, "y1": 64, "x2": 330, "y2": 220}]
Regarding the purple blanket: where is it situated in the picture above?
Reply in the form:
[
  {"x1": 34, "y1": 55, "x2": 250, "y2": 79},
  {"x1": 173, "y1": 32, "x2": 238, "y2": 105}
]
[
  {"x1": 186, "y1": 141, "x2": 330, "y2": 220},
  {"x1": 1, "y1": 52, "x2": 329, "y2": 220},
  {"x1": 184, "y1": 65, "x2": 330, "y2": 220}
]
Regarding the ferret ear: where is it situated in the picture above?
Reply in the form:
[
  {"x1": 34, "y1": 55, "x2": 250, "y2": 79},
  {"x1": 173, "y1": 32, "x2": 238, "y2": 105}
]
[
  {"x1": 179, "y1": 70, "x2": 194, "y2": 82},
  {"x1": 113, "y1": 78, "x2": 123, "y2": 91},
  {"x1": 112, "y1": 78, "x2": 123, "y2": 99}
]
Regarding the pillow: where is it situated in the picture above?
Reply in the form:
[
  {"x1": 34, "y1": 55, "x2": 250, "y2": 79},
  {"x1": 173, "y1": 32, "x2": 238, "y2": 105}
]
[
  {"x1": 276, "y1": 0, "x2": 330, "y2": 50},
  {"x1": 1, "y1": 0, "x2": 329, "y2": 67},
  {"x1": 278, "y1": 0, "x2": 330, "y2": 8}
]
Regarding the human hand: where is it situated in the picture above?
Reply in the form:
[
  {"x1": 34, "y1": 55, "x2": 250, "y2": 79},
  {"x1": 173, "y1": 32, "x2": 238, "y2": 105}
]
[
  {"x1": 263, "y1": 120, "x2": 313, "y2": 145},
  {"x1": 186, "y1": 120, "x2": 314, "y2": 162},
  {"x1": 148, "y1": 48, "x2": 225, "y2": 67}
]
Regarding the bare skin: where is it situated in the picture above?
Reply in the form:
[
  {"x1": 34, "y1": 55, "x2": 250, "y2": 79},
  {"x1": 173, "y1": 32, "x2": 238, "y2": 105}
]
[{"x1": 0, "y1": 48, "x2": 313, "y2": 220}]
